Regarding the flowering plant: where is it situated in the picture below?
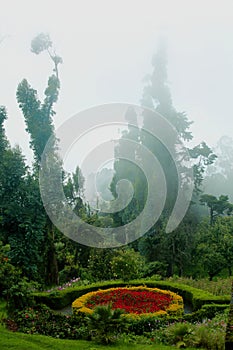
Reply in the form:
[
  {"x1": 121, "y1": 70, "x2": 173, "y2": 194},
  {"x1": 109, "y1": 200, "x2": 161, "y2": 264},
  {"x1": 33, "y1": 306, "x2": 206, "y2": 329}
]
[
  {"x1": 45, "y1": 277, "x2": 80, "y2": 293},
  {"x1": 72, "y1": 286, "x2": 183, "y2": 318}
]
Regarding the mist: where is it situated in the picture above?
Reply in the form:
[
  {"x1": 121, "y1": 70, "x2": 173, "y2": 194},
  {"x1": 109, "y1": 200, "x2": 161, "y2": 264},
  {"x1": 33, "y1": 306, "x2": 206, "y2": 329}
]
[
  {"x1": 3, "y1": 3, "x2": 233, "y2": 335},
  {"x1": 1, "y1": 0, "x2": 233, "y2": 162}
]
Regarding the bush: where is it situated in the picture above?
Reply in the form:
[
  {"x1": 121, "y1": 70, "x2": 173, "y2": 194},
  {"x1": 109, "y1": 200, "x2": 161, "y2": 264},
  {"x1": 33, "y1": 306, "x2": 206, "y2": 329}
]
[
  {"x1": 87, "y1": 249, "x2": 115, "y2": 282},
  {"x1": 127, "y1": 314, "x2": 174, "y2": 335},
  {"x1": 5, "y1": 278, "x2": 38, "y2": 313},
  {"x1": 85, "y1": 304, "x2": 128, "y2": 344},
  {"x1": 163, "y1": 321, "x2": 194, "y2": 347},
  {"x1": 10, "y1": 303, "x2": 161, "y2": 344},
  {"x1": 110, "y1": 249, "x2": 145, "y2": 281},
  {"x1": 192, "y1": 323, "x2": 225, "y2": 349},
  {"x1": 7, "y1": 304, "x2": 89, "y2": 339},
  {"x1": 0, "y1": 241, "x2": 22, "y2": 299},
  {"x1": 157, "y1": 311, "x2": 227, "y2": 349},
  {"x1": 184, "y1": 304, "x2": 229, "y2": 323},
  {"x1": 119, "y1": 333, "x2": 154, "y2": 345}
]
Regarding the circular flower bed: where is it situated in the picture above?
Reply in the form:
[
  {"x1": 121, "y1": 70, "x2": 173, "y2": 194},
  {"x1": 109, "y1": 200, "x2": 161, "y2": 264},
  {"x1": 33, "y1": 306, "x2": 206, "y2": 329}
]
[{"x1": 72, "y1": 286, "x2": 183, "y2": 318}]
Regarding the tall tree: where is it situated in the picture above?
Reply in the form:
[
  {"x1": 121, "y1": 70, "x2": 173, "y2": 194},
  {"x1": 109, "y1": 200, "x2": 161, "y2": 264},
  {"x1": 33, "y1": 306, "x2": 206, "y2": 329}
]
[
  {"x1": 111, "y1": 107, "x2": 142, "y2": 224},
  {"x1": 111, "y1": 42, "x2": 216, "y2": 276},
  {"x1": 16, "y1": 33, "x2": 62, "y2": 284},
  {"x1": 17, "y1": 33, "x2": 61, "y2": 164}
]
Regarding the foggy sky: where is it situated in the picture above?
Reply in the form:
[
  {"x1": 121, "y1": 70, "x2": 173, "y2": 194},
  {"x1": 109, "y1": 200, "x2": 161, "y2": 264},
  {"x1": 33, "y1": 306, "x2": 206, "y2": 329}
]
[{"x1": 1, "y1": 0, "x2": 233, "y2": 167}]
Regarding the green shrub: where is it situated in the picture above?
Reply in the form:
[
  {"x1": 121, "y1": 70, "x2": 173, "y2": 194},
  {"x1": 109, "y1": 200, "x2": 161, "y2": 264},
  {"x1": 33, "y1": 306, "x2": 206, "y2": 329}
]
[
  {"x1": 157, "y1": 311, "x2": 227, "y2": 349},
  {"x1": 110, "y1": 250, "x2": 145, "y2": 281},
  {"x1": 0, "y1": 241, "x2": 22, "y2": 299},
  {"x1": 87, "y1": 249, "x2": 115, "y2": 282},
  {"x1": 85, "y1": 304, "x2": 128, "y2": 344},
  {"x1": 163, "y1": 321, "x2": 194, "y2": 347},
  {"x1": 5, "y1": 278, "x2": 38, "y2": 313},
  {"x1": 184, "y1": 304, "x2": 229, "y2": 323},
  {"x1": 127, "y1": 314, "x2": 173, "y2": 335},
  {"x1": 8, "y1": 304, "x2": 89, "y2": 339},
  {"x1": 191, "y1": 323, "x2": 225, "y2": 350},
  {"x1": 119, "y1": 332, "x2": 153, "y2": 345},
  {"x1": 8, "y1": 303, "x2": 128, "y2": 342}
]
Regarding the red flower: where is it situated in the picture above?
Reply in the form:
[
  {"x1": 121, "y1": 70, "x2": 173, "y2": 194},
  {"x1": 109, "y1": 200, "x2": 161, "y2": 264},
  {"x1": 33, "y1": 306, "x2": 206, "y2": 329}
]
[{"x1": 86, "y1": 288, "x2": 172, "y2": 314}]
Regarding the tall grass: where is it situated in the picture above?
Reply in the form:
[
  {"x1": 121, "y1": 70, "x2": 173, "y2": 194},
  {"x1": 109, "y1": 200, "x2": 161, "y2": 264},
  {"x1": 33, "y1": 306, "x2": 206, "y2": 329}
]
[{"x1": 167, "y1": 277, "x2": 232, "y2": 296}]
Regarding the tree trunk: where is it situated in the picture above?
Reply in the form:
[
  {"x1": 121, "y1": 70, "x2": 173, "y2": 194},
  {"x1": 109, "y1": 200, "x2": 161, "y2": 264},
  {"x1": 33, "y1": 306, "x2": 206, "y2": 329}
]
[
  {"x1": 228, "y1": 266, "x2": 232, "y2": 277},
  {"x1": 45, "y1": 226, "x2": 59, "y2": 285}
]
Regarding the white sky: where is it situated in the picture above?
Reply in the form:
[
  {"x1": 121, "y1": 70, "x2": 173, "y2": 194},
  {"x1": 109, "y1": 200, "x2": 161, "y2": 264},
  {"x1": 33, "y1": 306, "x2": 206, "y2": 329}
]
[{"x1": 1, "y1": 0, "x2": 233, "y2": 166}]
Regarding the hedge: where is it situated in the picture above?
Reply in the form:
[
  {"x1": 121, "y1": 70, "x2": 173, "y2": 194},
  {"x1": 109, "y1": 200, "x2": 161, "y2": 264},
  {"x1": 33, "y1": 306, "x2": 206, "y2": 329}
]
[
  {"x1": 28, "y1": 281, "x2": 231, "y2": 339},
  {"x1": 33, "y1": 279, "x2": 230, "y2": 311},
  {"x1": 141, "y1": 280, "x2": 230, "y2": 311},
  {"x1": 183, "y1": 303, "x2": 229, "y2": 322}
]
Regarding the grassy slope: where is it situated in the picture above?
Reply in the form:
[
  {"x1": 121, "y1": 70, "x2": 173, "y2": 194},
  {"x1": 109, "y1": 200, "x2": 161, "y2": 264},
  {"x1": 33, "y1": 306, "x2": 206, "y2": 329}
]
[
  {"x1": 0, "y1": 295, "x2": 202, "y2": 350},
  {"x1": 0, "y1": 324, "x2": 200, "y2": 350}
]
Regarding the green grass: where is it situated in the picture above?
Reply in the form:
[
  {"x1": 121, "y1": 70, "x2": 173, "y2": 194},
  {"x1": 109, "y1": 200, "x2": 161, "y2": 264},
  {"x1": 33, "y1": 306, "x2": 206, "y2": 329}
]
[
  {"x1": 0, "y1": 324, "x2": 200, "y2": 350},
  {"x1": 0, "y1": 297, "x2": 199, "y2": 349}
]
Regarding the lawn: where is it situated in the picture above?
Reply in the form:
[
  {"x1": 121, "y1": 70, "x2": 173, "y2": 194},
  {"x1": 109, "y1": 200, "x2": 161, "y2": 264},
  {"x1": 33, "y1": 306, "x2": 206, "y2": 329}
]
[
  {"x1": 0, "y1": 324, "x2": 200, "y2": 350},
  {"x1": 0, "y1": 296, "x2": 204, "y2": 350}
]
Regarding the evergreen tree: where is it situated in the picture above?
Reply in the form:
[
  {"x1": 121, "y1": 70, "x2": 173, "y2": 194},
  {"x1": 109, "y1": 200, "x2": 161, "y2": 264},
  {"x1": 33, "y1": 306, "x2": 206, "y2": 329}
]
[
  {"x1": 111, "y1": 43, "x2": 216, "y2": 276},
  {"x1": 16, "y1": 33, "x2": 62, "y2": 284},
  {"x1": 0, "y1": 107, "x2": 45, "y2": 280}
]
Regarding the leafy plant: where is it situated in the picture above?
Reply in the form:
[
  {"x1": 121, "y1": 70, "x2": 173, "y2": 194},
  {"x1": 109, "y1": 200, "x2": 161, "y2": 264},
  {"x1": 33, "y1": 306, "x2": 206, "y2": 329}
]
[
  {"x1": 110, "y1": 249, "x2": 145, "y2": 281},
  {"x1": 6, "y1": 304, "x2": 89, "y2": 339},
  {"x1": 5, "y1": 278, "x2": 38, "y2": 313},
  {"x1": 163, "y1": 322, "x2": 194, "y2": 346},
  {"x1": 157, "y1": 311, "x2": 227, "y2": 349},
  {"x1": 0, "y1": 242, "x2": 22, "y2": 297},
  {"x1": 85, "y1": 304, "x2": 128, "y2": 344}
]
